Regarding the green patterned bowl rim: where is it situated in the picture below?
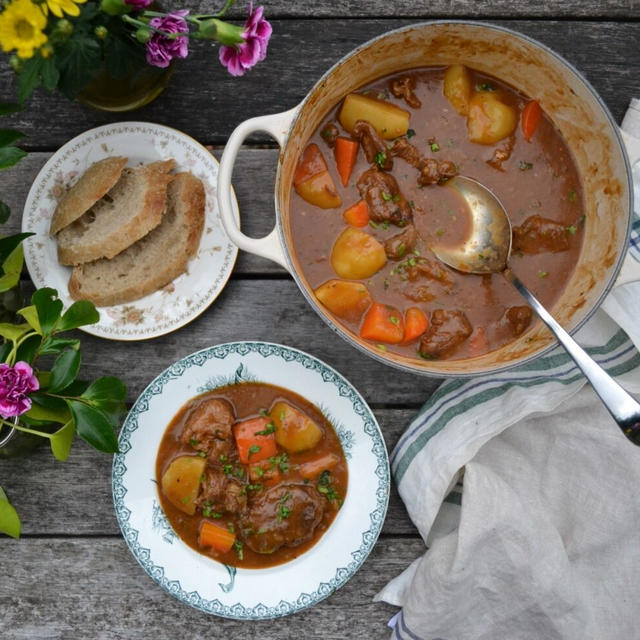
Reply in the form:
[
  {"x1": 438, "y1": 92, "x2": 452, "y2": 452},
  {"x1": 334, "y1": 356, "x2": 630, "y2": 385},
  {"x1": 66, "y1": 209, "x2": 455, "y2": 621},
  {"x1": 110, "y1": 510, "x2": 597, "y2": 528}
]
[{"x1": 112, "y1": 341, "x2": 390, "y2": 619}]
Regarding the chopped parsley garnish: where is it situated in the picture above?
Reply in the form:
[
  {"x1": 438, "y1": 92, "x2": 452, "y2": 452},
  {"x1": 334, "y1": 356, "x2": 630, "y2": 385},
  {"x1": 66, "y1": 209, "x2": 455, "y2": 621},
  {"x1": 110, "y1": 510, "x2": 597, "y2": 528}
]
[
  {"x1": 197, "y1": 451, "x2": 206, "y2": 458},
  {"x1": 381, "y1": 190, "x2": 392, "y2": 201},
  {"x1": 277, "y1": 493, "x2": 292, "y2": 521},
  {"x1": 219, "y1": 454, "x2": 227, "y2": 462},
  {"x1": 180, "y1": 496, "x2": 189, "y2": 504},
  {"x1": 435, "y1": 228, "x2": 444, "y2": 236},
  {"x1": 568, "y1": 189, "x2": 577, "y2": 202},
  {"x1": 377, "y1": 344, "x2": 387, "y2": 352},
  {"x1": 254, "y1": 422, "x2": 276, "y2": 435},
  {"x1": 268, "y1": 453, "x2": 290, "y2": 473},
  {"x1": 223, "y1": 464, "x2": 233, "y2": 475},
  {"x1": 202, "y1": 506, "x2": 222, "y2": 518},
  {"x1": 317, "y1": 470, "x2": 343, "y2": 505},
  {"x1": 233, "y1": 540, "x2": 244, "y2": 560},
  {"x1": 389, "y1": 315, "x2": 400, "y2": 326},
  {"x1": 259, "y1": 408, "x2": 270, "y2": 417},
  {"x1": 383, "y1": 278, "x2": 390, "y2": 290},
  {"x1": 397, "y1": 243, "x2": 406, "y2": 257},
  {"x1": 320, "y1": 127, "x2": 333, "y2": 139},
  {"x1": 518, "y1": 161, "x2": 533, "y2": 171},
  {"x1": 375, "y1": 151, "x2": 388, "y2": 168},
  {"x1": 430, "y1": 141, "x2": 440, "y2": 152},
  {"x1": 189, "y1": 438, "x2": 199, "y2": 447},
  {"x1": 227, "y1": 523, "x2": 235, "y2": 533},
  {"x1": 538, "y1": 270, "x2": 549, "y2": 278},
  {"x1": 254, "y1": 466, "x2": 264, "y2": 478},
  {"x1": 406, "y1": 128, "x2": 416, "y2": 138},
  {"x1": 246, "y1": 483, "x2": 263, "y2": 491},
  {"x1": 566, "y1": 225, "x2": 577, "y2": 235},
  {"x1": 392, "y1": 193, "x2": 402, "y2": 203},
  {"x1": 369, "y1": 220, "x2": 379, "y2": 229},
  {"x1": 475, "y1": 82, "x2": 495, "y2": 91},
  {"x1": 248, "y1": 445, "x2": 261, "y2": 458},
  {"x1": 381, "y1": 220, "x2": 390, "y2": 230}
]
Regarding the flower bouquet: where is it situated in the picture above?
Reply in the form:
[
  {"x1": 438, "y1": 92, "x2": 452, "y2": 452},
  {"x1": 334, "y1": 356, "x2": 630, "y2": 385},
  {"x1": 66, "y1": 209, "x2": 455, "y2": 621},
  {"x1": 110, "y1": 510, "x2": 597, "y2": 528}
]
[{"x1": 0, "y1": 0, "x2": 272, "y2": 103}]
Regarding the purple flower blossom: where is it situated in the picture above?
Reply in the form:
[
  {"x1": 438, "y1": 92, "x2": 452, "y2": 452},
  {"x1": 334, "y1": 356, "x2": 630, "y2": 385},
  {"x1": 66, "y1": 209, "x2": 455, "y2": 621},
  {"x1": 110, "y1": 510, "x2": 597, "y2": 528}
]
[
  {"x1": 124, "y1": 0, "x2": 153, "y2": 8},
  {"x1": 219, "y1": 4, "x2": 271, "y2": 77},
  {"x1": 146, "y1": 10, "x2": 190, "y2": 69},
  {"x1": 0, "y1": 362, "x2": 39, "y2": 419}
]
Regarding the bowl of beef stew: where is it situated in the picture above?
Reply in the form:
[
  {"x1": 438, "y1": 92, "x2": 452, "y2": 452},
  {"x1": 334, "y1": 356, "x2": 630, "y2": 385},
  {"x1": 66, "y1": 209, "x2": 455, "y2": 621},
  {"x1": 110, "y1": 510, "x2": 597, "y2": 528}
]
[
  {"x1": 112, "y1": 342, "x2": 388, "y2": 618},
  {"x1": 217, "y1": 22, "x2": 635, "y2": 376}
]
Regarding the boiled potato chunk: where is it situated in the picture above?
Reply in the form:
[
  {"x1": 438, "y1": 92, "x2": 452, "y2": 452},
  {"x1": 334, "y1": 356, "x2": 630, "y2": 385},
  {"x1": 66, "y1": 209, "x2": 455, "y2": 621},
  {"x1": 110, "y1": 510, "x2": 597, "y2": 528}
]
[
  {"x1": 330, "y1": 227, "x2": 387, "y2": 279},
  {"x1": 295, "y1": 171, "x2": 342, "y2": 209},
  {"x1": 161, "y1": 455, "x2": 206, "y2": 515},
  {"x1": 467, "y1": 91, "x2": 517, "y2": 145},
  {"x1": 294, "y1": 143, "x2": 329, "y2": 186},
  {"x1": 338, "y1": 93, "x2": 410, "y2": 140},
  {"x1": 315, "y1": 279, "x2": 373, "y2": 322},
  {"x1": 270, "y1": 401, "x2": 323, "y2": 453},
  {"x1": 443, "y1": 64, "x2": 472, "y2": 115}
]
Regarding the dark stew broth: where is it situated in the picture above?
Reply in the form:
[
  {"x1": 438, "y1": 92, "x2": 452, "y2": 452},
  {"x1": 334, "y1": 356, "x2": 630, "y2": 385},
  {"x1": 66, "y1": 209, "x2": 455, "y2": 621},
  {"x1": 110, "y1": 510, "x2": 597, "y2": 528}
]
[
  {"x1": 289, "y1": 65, "x2": 584, "y2": 361},
  {"x1": 156, "y1": 383, "x2": 348, "y2": 569}
]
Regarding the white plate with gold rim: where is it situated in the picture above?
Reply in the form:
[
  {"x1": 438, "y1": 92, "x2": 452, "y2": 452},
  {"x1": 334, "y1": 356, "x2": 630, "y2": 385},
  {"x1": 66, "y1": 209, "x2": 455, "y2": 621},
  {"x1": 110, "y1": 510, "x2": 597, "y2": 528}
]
[{"x1": 22, "y1": 121, "x2": 239, "y2": 341}]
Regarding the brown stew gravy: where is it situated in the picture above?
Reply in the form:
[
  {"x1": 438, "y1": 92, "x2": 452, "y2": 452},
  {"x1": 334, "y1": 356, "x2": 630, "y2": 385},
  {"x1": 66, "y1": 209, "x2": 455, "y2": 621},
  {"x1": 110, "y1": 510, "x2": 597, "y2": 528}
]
[
  {"x1": 156, "y1": 383, "x2": 348, "y2": 569},
  {"x1": 289, "y1": 66, "x2": 584, "y2": 361}
]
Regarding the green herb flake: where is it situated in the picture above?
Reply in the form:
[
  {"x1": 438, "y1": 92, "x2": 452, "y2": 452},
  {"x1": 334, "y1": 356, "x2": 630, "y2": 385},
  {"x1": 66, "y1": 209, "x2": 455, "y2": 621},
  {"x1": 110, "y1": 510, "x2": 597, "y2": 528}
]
[
  {"x1": 476, "y1": 82, "x2": 495, "y2": 91},
  {"x1": 278, "y1": 505, "x2": 292, "y2": 521},
  {"x1": 233, "y1": 540, "x2": 244, "y2": 560},
  {"x1": 381, "y1": 191, "x2": 392, "y2": 201},
  {"x1": 518, "y1": 161, "x2": 533, "y2": 171},
  {"x1": 381, "y1": 220, "x2": 390, "y2": 230},
  {"x1": 435, "y1": 228, "x2": 444, "y2": 236},
  {"x1": 255, "y1": 466, "x2": 264, "y2": 478},
  {"x1": 397, "y1": 243, "x2": 406, "y2": 257},
  {"x1": 566, "y1": 225, "x2": 577, "y2": 235},
  {"x1": 406, "y1": 128, "x2": 416, "y2": 139},
  {"x1": 180, "y1": 496, "x2": 189, "y2": 504},
  {"x1": 223, "y1": 464, "x2": 233, "y2": 475},
  {"x1": 376, "y1": 344, "x2": 388, "y2": 352},
  {"x1": 392, "y1": 193, "x2": 401, "y2": 203},
  {"x1": 538, "y1": 270, "x2": 549, "y2": 278},
  {"x1": 254, "y1": 422, "x2": 276, "y2": 436},
  {"x1": 189, "y1": 438, "x2": 199, "y2": 447},
  {"x1": 197, "y1": 451, "x2": 206, "y2": 458},
  {"x1": 259, "y1": 408, "x2": 269, "y2": 417},
  {"x1": 375, "y1": 151, "x2": 387, "y2": 168},
  {"x1": 219, "y1": 454, "x2": 227, "y2": 462},
  {"x1": 430, "y1": 142, "x2": 440, "y2": 152},
  {"x1": 247, "y1": 483, "x2": 263, "y2": 491},
  {"x1": 369, "y1": 220, "x2": 379, "y2": 229},
  {"x1": 389, "y1": 316, "x2": 400, "y2": 326},
  {"x1": 248, "y1": 445, "x2": 261, "y2": 458},
  {"x1": 568, "y1": 189, "x2": 577, "y2": 202}
]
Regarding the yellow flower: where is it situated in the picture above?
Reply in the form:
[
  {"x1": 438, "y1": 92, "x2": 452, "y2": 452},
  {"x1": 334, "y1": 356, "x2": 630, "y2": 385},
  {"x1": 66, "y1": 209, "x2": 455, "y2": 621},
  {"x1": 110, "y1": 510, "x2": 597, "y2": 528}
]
[
  {"x1": 0, "y1": 0, "x2": 48, "y2": 59},
  {"x1": 42, "y1": 0, "x2": 87, "y2": 18}
]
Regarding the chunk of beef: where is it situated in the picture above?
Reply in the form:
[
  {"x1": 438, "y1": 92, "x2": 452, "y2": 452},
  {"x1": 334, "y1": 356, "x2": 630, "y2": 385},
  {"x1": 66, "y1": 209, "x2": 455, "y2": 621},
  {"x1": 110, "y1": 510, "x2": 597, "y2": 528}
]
[
  {"x1": 356, "y1": 169, "x2": 412, "y2": 226},
  {"x1": 390, "y1": 138, "x2": 423, "y2": 168},
  {"x1": 384, "y1": 225, "x2": 417, "y2": 260},
  {"x1": 389, "y1": 75, "x2": 422, "y2": 109},
  {"x1": 406, "y1": 257, "x2": 454, "y2": 287},
  {"x1": 353, "y1": 120, "x2": 393, "y2": 170},
  {"x1": 196, "y1": 470, "x2": 247, "y2": 515},
  {"x1": 504, "y1": 305, "x2": 533, "y2": 337},
  {"x1": 419, "y1": 309, "x2": 472, "y2": 358},
  {"x1": 319, "y1": 122, "x2": 339, "y2": 148},
  {"x1": 241, "y1": 483, "x2": 325, "y2": 554},
  {"x1": 512, "y1": 215, "x2": 570, "y2": 254},
  {"x1": 487, "y1": 134, "x2": 515, "y2": 171},
  {"x1": 207, "y1": 438, "x2": 237, "y2": 465},
  {"x1": 181, "y1": 398, "x2": 235, "y2": 451},
  {"x1": 418, "y1": 158, "x2": 457, "y2": 186}
]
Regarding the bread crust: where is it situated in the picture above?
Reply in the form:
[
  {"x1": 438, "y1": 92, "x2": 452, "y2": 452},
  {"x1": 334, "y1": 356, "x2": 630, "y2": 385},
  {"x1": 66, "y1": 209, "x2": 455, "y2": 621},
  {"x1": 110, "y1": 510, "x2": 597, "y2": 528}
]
[
  {"x1": 57, "y1": 161, "x2": 175, "y2": 265},
  {"x1": 68, "y1": 172, "x2": 205, "y2": 307},
  {"x1": 50, "y1": 156, "x2": 128, "y2": 235}
]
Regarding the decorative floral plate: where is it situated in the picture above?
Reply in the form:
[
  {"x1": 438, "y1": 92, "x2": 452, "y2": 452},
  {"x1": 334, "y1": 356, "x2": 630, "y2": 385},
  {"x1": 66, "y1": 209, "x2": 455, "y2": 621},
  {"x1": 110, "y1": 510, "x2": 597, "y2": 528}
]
[
  {"x1": 21, "y1": 122, "x2": 239, "y2": 341},
  {"x1": 112, "y1": 342, "x2": 390, "y2": 619}
]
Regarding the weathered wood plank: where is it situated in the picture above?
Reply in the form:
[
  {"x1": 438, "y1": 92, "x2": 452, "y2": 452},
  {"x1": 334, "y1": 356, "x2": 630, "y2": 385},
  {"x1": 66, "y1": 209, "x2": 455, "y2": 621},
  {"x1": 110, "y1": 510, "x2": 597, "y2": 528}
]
[
  {"x1": 0, "y1": 536, "x2": 422, "y2": 639},
  {"x1": 1, "y1": 20, "x2": 639, "y2": 148},
  {"x1": 0, "y1": 409, "x2": 419, "y2": 536}
]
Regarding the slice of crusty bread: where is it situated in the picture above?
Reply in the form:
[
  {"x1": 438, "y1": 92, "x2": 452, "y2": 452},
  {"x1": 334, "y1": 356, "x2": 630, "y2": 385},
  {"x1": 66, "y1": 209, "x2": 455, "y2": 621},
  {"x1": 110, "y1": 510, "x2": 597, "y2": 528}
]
[
  {"x1": 68, "y1": 172, "x2": 205, "y2": 307},
  {"x1": 50, "y1": 156, "x2": 128, "y2": 235},
  {"x1": 56, "y1": 159, "x2": 175, "y2": 265}
]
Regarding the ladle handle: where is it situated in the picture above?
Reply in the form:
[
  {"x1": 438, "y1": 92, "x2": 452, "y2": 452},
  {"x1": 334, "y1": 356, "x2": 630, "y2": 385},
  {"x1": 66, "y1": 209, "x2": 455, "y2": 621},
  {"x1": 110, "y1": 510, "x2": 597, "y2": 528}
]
[{"x1": 503, "y1": 268, "x2": 640, "y2": 445}]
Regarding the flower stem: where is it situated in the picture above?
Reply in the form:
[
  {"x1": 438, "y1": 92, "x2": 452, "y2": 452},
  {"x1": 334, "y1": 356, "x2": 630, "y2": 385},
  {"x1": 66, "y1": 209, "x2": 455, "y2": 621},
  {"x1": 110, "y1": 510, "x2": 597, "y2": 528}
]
[
  {"x1": 5, "y1": 330, "x2": 38, "y2": 368},
  {"x1": 121, "y1": 14, "x2": 185, "y2": 39},
  {"x1": 9, "y1": 422, "x2": 52, "y2": 440}
]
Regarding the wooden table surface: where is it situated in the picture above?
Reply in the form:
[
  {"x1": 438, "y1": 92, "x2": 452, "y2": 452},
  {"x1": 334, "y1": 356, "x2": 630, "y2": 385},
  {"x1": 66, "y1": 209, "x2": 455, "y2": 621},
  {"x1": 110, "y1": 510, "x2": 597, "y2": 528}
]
[{"x1": 2, "y1": 2, "x2": 640, "y2": 638}]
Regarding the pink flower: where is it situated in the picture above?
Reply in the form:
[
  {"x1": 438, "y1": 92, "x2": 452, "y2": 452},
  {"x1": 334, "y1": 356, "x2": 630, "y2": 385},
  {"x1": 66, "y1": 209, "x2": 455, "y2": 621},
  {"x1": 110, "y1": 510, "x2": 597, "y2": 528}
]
[
  {"x1": 146, "y1": 10, "x2": 190, "y2": 68},
  {"x1": 219, "y1": 4, "x2": 271, "y2": 77},
  {"x1": 124, "y1": 0, "x2": 153, "y2": 8},
  {"x1": 0, "y1": 362, "x2": 39, "y2": 419}
]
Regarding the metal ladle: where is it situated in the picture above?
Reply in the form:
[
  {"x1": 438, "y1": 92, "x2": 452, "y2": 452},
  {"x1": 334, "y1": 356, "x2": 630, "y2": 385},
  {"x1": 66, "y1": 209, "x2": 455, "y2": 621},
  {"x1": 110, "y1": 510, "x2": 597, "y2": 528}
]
[{"x1": 432, "y1": 175, "x2": 640, "y2": 445}]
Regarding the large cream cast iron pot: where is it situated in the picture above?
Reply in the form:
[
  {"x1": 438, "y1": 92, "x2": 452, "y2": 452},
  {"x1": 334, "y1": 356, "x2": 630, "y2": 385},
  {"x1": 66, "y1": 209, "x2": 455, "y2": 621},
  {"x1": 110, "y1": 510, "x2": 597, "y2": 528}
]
[{"x1": 217, "y1": 21, "x2": 640, "y2": 377}]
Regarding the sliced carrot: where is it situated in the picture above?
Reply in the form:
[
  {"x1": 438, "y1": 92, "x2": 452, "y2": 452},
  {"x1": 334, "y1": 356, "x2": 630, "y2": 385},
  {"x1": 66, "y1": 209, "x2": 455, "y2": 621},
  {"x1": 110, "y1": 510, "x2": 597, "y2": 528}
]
[
  {"x1": 334, "y1": 136, "x2": 359, "y2": 187},
  {"x1": 199, "y1": 521, "x2": 235, "y2": 553},
  {"x1": 360, "y1": 302, "x2": 404, "y2": 344},
  {"x1": 468, "y1": 326, "x2": 489, "y2": 357},
  {"x1": 343, "y1": 199, "x2": 369, "y2": 227},
  {"x1": 401, "y1": 307, "x2": 429, "y2": 344},
  {"x1": 294, "y1": 143, "x2": 329, "y2": 186},
  {"x1": 298, "y1": 453, "x2": 340, "y2": 480},
  {"x1": 521, "y1": 100, "x2": 542, "y2": 142},
  {"x1": 233, "y1": 417, "x2": 278, "y2": 464}
]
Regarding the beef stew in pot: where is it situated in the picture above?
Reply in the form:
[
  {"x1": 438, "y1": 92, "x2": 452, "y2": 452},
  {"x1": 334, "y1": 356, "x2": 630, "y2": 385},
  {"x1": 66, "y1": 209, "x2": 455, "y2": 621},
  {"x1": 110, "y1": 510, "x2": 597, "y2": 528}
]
[
  {"x1": 156, "y1": 382, "x2": 348, "y2": 569},
  {"x1": 289, "y1": 65, "x2": 584, "y2": 361}
]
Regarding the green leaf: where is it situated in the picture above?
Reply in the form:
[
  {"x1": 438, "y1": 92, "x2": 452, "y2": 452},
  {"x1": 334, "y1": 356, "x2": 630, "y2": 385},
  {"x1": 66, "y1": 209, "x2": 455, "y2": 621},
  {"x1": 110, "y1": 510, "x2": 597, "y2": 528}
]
[
  {"x1": 0, "y1": 200, "x2": 9, "y2": 224},
  {"x1": 0, "y1": 489, "x2": 21, "y2": 538},
  {"x1": 67, "y1": 400, "x2": 119, "y2": 453},
  {"x1": 0, "y1": 103, "x2": 21, "y2": 116},
  {"x1": 0, "y1": 129, "x2": 25, "y2": 147},
  {"x1": 50, "y1": 420, "x2": 75, "y2": 461},
  {"x1": 82, "y1": 376, "x2": 127, "y2": 426},
  {"x1": 17, "y1": 56, "x2": 43, "y2": 103},
  {"x1": 15, "y1": 333, "x2": 41, "y2": 362},
  {"x1": 57, "y1": 300, "x2": 99, "y2": 332},
  {"x1": 41, "y1": 58, "x2": 60, "y2": 92},
  {"x1": 18, "y1": 305, "x2": 42, "y2": 334},
  {"x1": 32, "y1": 288, "x2": 63, "y2": 335},
  {"x1": 0, "y1": 233, "x2": 33, "y2": 265},
  {"x1": 25, "y1": 400, "x2": 71, "y2": 424},
  {"x1": 39, "y1": 336, "x2": 79, "y2": 356},
  {"x1": 56, "y1": 36, "x2": 101, "y2": 99},
  {"x1": 0, "y1": 322, "x2": 31, "y2": 342},
  {"x1": 48, "y1": 349, "x2": 81, "y2": 393},
  {"x1": 0, "y1": 145, "x2": 27, "y2": 170},
  {"x1": 56, "y1": 378, "x2": 89, "y2": 397},
  {"x1": 30, "y1": 391, "x2": 66, "y2": 412},
  {"x1": 0, "y1": 243, "x2": 25, "y2": 293}
]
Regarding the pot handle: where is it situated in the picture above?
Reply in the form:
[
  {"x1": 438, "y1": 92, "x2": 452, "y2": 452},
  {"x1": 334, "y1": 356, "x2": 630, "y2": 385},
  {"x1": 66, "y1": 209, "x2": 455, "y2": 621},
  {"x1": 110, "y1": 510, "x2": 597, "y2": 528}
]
[
  {"x1": 620, "y1": 128, "x2": 640, "y2": 166},
  {"x1": 217, "y1": 105, "x2": 301, "y2": 271}
]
